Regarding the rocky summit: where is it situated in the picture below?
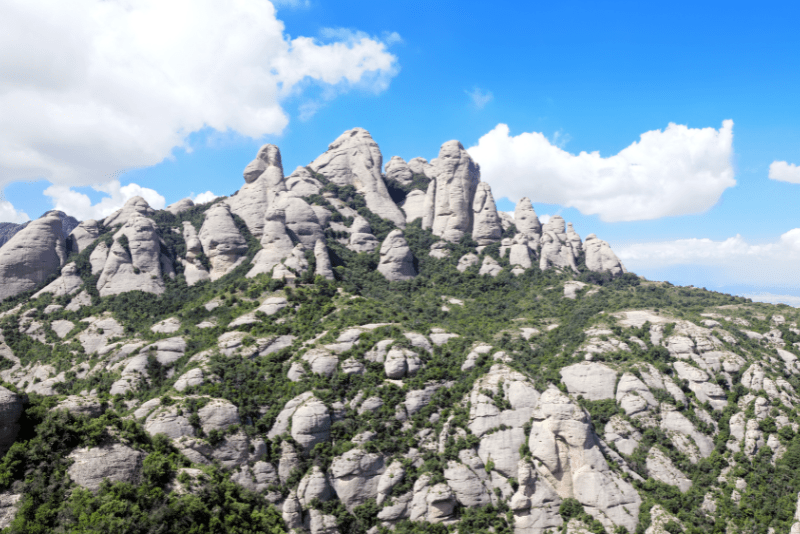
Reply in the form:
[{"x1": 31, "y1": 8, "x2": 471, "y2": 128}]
[{"x1": 0, "y1": 128, "x2": 797, "y2": 534}]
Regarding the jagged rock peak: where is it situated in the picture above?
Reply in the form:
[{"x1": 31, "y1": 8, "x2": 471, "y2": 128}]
[
  {"x1": 407, "y1": 157, "x2": 436, "y2": 178},
  {"x1": 0, "y1": 213, "x2": 67, "y2": 302},
  {"x1": 584, "y1": 234, "x2": 627, "y2": 276},
  {"x1": 247, "y1": 207, "x2": 294, "y2": 278},
  {"x1": 514, "y1": 197, "x2": 542, "y2": 237},
  {"x1": 198, "y1": 203, "x2": 248, "y2": 281},
  {"x1": 69, "y1": 219, "x2": 101, "y2": 254},
  {"x1": 97, "y1": 214, "x2": 168, "y2": 297},
  {"x1": 426, "y1": 140, "x2": 481, "y2": 242},
  {"x1": 166, "y1": 198, "x2": 194, "y2": 215},
  {"x1": 378, "y1": 229, "x2": 416, "y2": 281},
  {"x1": 471, "y1": 182, "x2": 503, "y2": 246},
  {"x1": 103, "y1": 196, "x2": 155, "y2": 228},
  {"x1": 243, "y1": 144, "x2": 284, "y2": 184},
  {"x1": 309, "y1": 128, "x2": 406, "y2": 227},
  {"x1": 385, "y1": 156, "x2": 413, "y2": 186}
]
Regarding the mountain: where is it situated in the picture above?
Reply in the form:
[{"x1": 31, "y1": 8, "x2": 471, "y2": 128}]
[
  {"x1": 0, "y1": 128, "x2": 796, "y2": 534},
  {"x1": 0, "y1": 210, "x2": 79, "y2": 250}
]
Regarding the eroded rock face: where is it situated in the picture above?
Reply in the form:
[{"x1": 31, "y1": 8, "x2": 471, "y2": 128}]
[
  {"x1": 560, "y1": 362, "x2": 617, "y2": 401},
  {"x1": 32, "y1": 262, "x2": 83, "y2": 298},
  {"x1": 0, "y1": 213, "x2": 66, "y2": 301},
  {"x1": 274, "y1": 193, "x2": 323, "y2": 249},
  {"x1": 539, "y1": 216, "x2": 579, "y2": 273},
  {"x1": 425, "y1": 140, "x2": 481, "y2": 242},
  {"x1": 97, "y1": 215, "x2": 167, "y2": 297},
  {"x1": 385, "y1": 156, "x2": 413, "y2": 186},
  {"x1": 584, "y1": 234, "x2": 626, "y2": 276},
  {"x1": 247, "y1": 207, "x2": 295, "y2": 278},
  {"x1": 514, "y1": 197, "x2": 542, "y2": 250},
  {"x1": 348, "y1": 216, "x2": 379, "y2": 253},
  {"x1": 330, "y1": 448, "x2": 385, "y2": 511},
  {"x1": 528, "y1": 387, "x2": 640, "y2": 532},
  {"x1": 309, "y1": 128, "x2": 405, "y2": 227},
  {"x1": 166, "y1": 198, "x2": 194, "y2": 215},
  {"x1": 646, "y1": 447, "x2": 691, "y2": 493},
  {"x1": 0, "y1": 387, "x2": 23, "y2": 454},
  {"x1": 378, "y1": 230, "x2": 416, "y2": 281},
  {"x1": 471, "y1": 182, "x2": 503, "y2": 245},
  {"x1": 69, "y1": 219, "x2": 101, "y2": 253},
  {"x1": 286, "y1": 167, "x2": 323, "y2": 196},
  {"x1": 230, "y1": 144, "x2": 286, "y2": 238},
  {"x1": 181, "y1": 222, "x2": 210, "y2": 286},
  {"x1": 103, "y1": 196, "x2": 155, "y2": 228},
  {"x1": 198, "y1": 203, "x2": 248, "y2": 281},
  {"x1": 67, "y1": 444, "x2": 145, "y2": 491},
  {"x1": 401, "y1": 190, "x2": 428, "y2": 223},
  {"x1": 314, "y1": 240, "x2": 334, "y2": 280}
]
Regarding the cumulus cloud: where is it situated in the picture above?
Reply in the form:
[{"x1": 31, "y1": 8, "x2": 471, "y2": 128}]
[
  {"x1": 616, "y1": 228, "x2": 800, "y2": 289},
  {"x1": 44, "y1": 180, "x2": 165, "y2": 221},
  {"x1": 468, "y1": 121, "x2": 736, "y2": 222},
  {"x1": 192, "y1": 191, "x2": 220, "y2": 205},
  {"x1": 769, "y1": 161, "x2": 800, "y2": 183},
  {"x1": 0, "y1": 0, "x2": 398, "y2": 190},
  {"x1": 0, "y1": 200, "x2": 29, "y2": 224},
  {"x1": 466, "y1": 88, "x2": 493, "y2": 109}
]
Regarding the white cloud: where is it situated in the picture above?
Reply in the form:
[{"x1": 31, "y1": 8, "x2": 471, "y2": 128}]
[
  {"x1": 271, "y1": 0, "x2": 310, "y2": 7},
  {"x1": 468, "y1": 120, "x2": 736, "y2": 222},
  {"x1": 192, "y1": 191, "x2": 220, "y2": 205},
  {"x1": 769, "y1": 160, "x2": 800, "y2": 183},
  {"x1": 44, "y1": 180, "x2": 165, "y2": 221},
  {"x1": 616, "y1": 228, "x2": 800, "y2": 289},
  {"x1": 742, "y1": 292, "x2": 800, "y2": 308},
  {"x1": 466, "y1": 88, "x2": 493, "y2": 109},
  {"x1": 0, "y1": 0, "x2": 398, "y2": 190},
  {"x1": 539, "y1": 214, "x2": 552, "y2": 225},
  {"x1": 0, "y1": 200, "x2": 29, "y2": 224}
]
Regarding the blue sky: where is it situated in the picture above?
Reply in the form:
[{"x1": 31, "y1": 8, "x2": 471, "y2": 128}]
[{"x1": 3, "y1": 0, "x2": 800, "y2": 305}]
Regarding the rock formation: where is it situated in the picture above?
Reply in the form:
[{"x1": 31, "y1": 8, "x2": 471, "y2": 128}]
[
  {"x1": 347, "y1": 216, "x2": 379, "y2": 253},
  {"x1": 314, "y1": 240, "x2": 334, "y2": 280},
  {"x1": 32, "y1": 262, "x2": 83, "y2": 298},
  {"x1": 377, "y1": 230, "x2": 416, "y2": 281},
  {"x1": 97, "y1": 215, "x2": 168, "y2": 296},
  {"x1": 584, "y1": 234, "x2": 627, "y2": 276},
  {"x1": 166, "y1": 198, "x2": 195, "y2": 215},
  {"x1": 514, "y1": 198, "x2": 542, "y2": 251},
  {"x1": 274, "y1": 193, "x2": 324, "y2": 249},
  {"x1": 181, "y1": 222, "x2": 210, "y2": 286},
  {"x1": 230, "y1": 144, "x2": 286, "y2": 238},
  {"x1": 385, "y1": 156, "x2": 413, "y2": 185},
  {"x1": 471, "y1": 182, "x2": 503, "y2": 245},
  {"x1": 247, "y1": 207, "x2": 295, "y2": 278},
  {"x1": 68, "y1": 219, "x2": 101, "y2": 253},
  {"x1": 309, "y1": 128, "x2": 405, "y2": 227},
  {"x1": 539, "y1": 216, "x2": 579, "y2": 273},
  {"x1": 0, "y1": 212, "x2": 66, "y2": 301},
  {"x1": 103, "y1": 196, "x2": 155, "y2": 227},
  {"x1": 286, "y1": 167, "x2": 322, "y2": 196},
  {"x1": 198, "y1": 203, "x2": 248, "y2": 280}
]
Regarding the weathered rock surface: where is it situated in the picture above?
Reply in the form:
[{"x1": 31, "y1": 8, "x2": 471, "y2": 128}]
[
  {"x1": 471, "y1": 182, "x2": 502, "y2": 245},
  {"x1": 89, "y1": 241, "x2": 109, "y2": 274},
  {"x1": 560, "y1": 362, "x2": 617, "y2": 400},
  {"x1": 378, "y1": 230, "x2": 416, "y2": 281},
  {"x1": 584, "y1": 234, "x2": 627, "y2": 276},
  {"x1": 539, "y1": 216, "x2": 579, "y2": 273},
  {"x1": 424, "y1": 140, "x2": 480, "y2": 242},
  {"x1": 479, "y1": 256, "x2": 502, "y2": 277},
  {"x1": 457, "y1": 253, "x2": 479, "y2": 272},
  {"x1": 274, "y1": 193, "x2": 323, "y2": 249},
  {"x1": 198, "y1": 203, "x2": 248, "y2": 280},
  {"x1": 309, "y1": 128, "x2": 405, "y2": 226},
  {"x1": 103, "y1": 196, "x2": 155, "y2": 227},
  {"x1": 68, "y1": 219, "x2": 101, "y2": 253},
  {"x1": 330, "y1": 448, "x2": 385, "y2": 511},
  {"x1": 286, "y1": 166, "x2": 323, "y2": 196},
  {"x1": 67, "y1": 444, "x2": 145, "y2": 491},
  {"x1": 0, "y1": 213, "x2": 66, "y2": 301},
  {"x1": 166, "y1": 198, "x2": 194, "y2": 215},
  {"x1": 514, "y1": 198, "x2": 542, "y2": 250},
  {"x1": 314, "y1": 240, "x2": 334, "y2": 280},
  {"x1": 529, "y1": 387, "x2": 641, "y2": 532},
  {"x1": 247, "y1": 206, "x2": 294, "y2": 278},
  {"x1": 0, "y1": 387, "x2": 23, "y2": 454},
  {"x1": 348, "y1": 216, "x2": 379, "y2": 253},
  {"x1": 231, "y1": 144, "x2": 286, "y2": 237},
  {"x1": 97, "y1": 215, "x2": 167, "y2": 296},
  {"x1": 32, "y1": 262, "x2": 83, "y2": 298},
  {"x1": 385, "y1": 156, "x2": 413, "y2": 185},
  {"x1": 401, "y1": 190, "x2": 428, "y2": 223},
  {"x1": 646, "y1": 447, "x2": 692, "y2": 493}
]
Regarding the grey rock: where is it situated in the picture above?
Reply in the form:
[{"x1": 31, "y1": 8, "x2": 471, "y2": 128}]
[
  {"x1": 278, "y1": 442, "x2": 302, "y2": 485},
  {"x1": 584, "y1": 234, "x2": 627, "y2": 276},
  {"x1": 0, "y1": 213, "x2": 66, "y2": 301},
  {"x1": 151, "y1": 317, "x2": 181, "y2": 334},
  {"x1": 286, "y1": 166, "x2": 323, "y2": 196},
  {"x1": 560, "y1": 362, "x2": 617, "y2": 400},
  {"x1": 32, "y1": 262, "x2": 83, "y2": 298},
  {"x1": 426, "y1": 140, "x2": 481, "y2": 242},
  {"x1": 645, "y1": 505, "x2": 684, "y2": 534},
  {"x1": 247, "y1": 207, "x2": 294, "y2": 278},
  {"x1": 509, "y1": 241, "x2": 533, "y2": 269},
  {"x1": 514, "y1": 198, "x2": 543, "y2": 250},
  {"x1": 0, "y1": 492, "x2": 21, "y2": 530},
  {"x1": 103, "y1": 196, "x2": 155, "y2": 227},
  {"x1": 616, "y1": 373, "x2": 657, "y2": 416},
  {"x1": 67, "y1": 444, "x2": 144, "y2": 491},
  {"x1": 401, "y1": 190, "x2": 427, "y2": 223},
  {"x1": 646, "y1": 447, "x2": 691, "y2": 493},
  {"x1": 298, "y1": 465, "x2": 334, "y2": 507},
  {"x1": 0, "y1": 387, "x2": 23, "y2": 454},
  {"x1": 144, "y1": 405, "x2": 195, "y2": 440},
  {"x1": 385, "y1": 156, "x2": 413, "y2": 185},
  {"x1": 198, "y1": 203, "x2": 248, "y2": 281},
  {"x1": 348, "y1": 216, "x2": 379, "y2": 253},
  {"x1": 309, "y1": 128, "x2": 405, "y2": 227},
  {"x1": 291, "y1": 397, "x2": 332, "y2": 454},
  {"x1": 566, "y1": 223, "x2": 582, "y2": 257},
  {"x1": 479, "y1": 256, "x2": 502, "y2": 277},
  {"x1": 444, "y1": 458, "x2": 491, "y2": 508},
  {"x1": 231, "y1": 144, "x2": 286, "y2": 237},
  {"x1": 330, "y1": 448, "x2": 385, "y2": 510},
  {"x1": 604, "y1": 415, "x2": 642, "y2": 455},
  {"x1": 89, "y1": 241, "x2": 109, "y2": 275},
  {"x1": 314, "y1": 240, "x2": 334, "y2": 280},
  {"x1": 166, "y1": 198, "x2": 194, "y2": 215},
  {"x1": 230, "y1": 461, "x2": 279, "y2": 494},
  {"x1": 660, "y1": 409, "x2": 714, "y2": 461},
  {"x1": 198, "y1": 398, "x2": 241, "y2": 434},
  {"x1": 69, "y1": 219, "x2": 101, "y2": 253},
  {"x1": 51, "y1": 319, "x2": 75, "y2": 339},
  {"x1": 471, "y1": 182, "x2": 502, "y2": 245},
  {"x1": 181, "y1": 221, "x2": 210, "y2": 286},
  {"x1": 457, "y1": 253, "x2": 479, "y2": 272},
  {"x1": 274, "y1": 192, "x2": 324, "y2": 249},
  {"x1": 53, "y1": 395, "x2": 103, "y2": 418},
  {"x1": 407, "y1": 157, "x2": 436, "y2": 178},
  {"x1": 539, "y1": 216, "x2": 579, "y2": 273},
  {"x1": 174, "y1": 368, "x2": 204, "y2": 392},
  {"x1": 97, "y1": 215, "x2": 167, "y2": 296},
  {"x1": 378, "y1": 230, "x2": 416, "y2": 281},
  {"x1": 384, "y1": 348, "x2": 423, "y2": 379}
]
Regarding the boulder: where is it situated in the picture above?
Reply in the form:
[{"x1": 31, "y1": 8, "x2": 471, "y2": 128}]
[
  {"x1": 616, "y1": 372, "x2": 657, "y2": 416},
  {"x1": 348, "y1": 216, "x2": 379, "y2": 253},
  {"x1": 529, "y1": 387, "x2": 641, "y2": 532},
  {"x1": 471, "y1": 182, "x2": 503, "y2": 245},
  {"x1": 309, "y1": 128, "x2": 405, "y2": 227},
  {"x1": 377, "y1": 230, "x2": 416, "y2": 281},
  {"x1": 479, "y1": 256, "x2": 502, "y2": 277},
  {"x1": 198, "y1": 399, "x2": 240, "y2": 434},
  {"x1": 67, "y1": 443, "x2": 145, "y2": 491},
  {"x1": 286, "y1": 166, "x2": 323, "y2": 196},
  {"x1": 247, "y1": 207, "x2": 295, "y2": 278},
  {"x1": 103, "y1": 196, "x2": 155, "y2": 227},
  {"x1": 68, "y1": 219, "x2": 101, "y2": 253},
  {"x1": 53, "y1": 395, "x2": 103, "y2": 418},
  {"x1": 198, "y1": 203, "x2": 248, "y2": 280},
  {"x1": 457, "y1": 253, "x2": 479, "y2": 272},
  {"x1": 330, "y1": 448, "x2": 385, "y2": 510},
  {"x1": 425, "y1": 140, "x2": 481, "y2": 242},
  {"x1": 298, "y1": 465, "x2": 334, "y2": 507},
  {"x1": 32, "y1": 262, "x2": 83, "y2": 298},
  {"x1": 174, "y1": 368, "x2": 204, "y2": 392},
  {"x1": 584, "y1": 234, "x2": 627, "y2": 276},
  {"x1": 96, "y1": 215, "x2": 167, "y2": 296},
  {"x1": 166, "y1": 198, "x2": 194, "y2": 215},
  {"x1": 0, "y1": 213, "x2": 66, "y2": 301},
  {"x1": 560, "y1": 362, "x2": 617, "y2": 400},
  {"x1": 268, "y1": 393, "x2": 331, "y2": 455},
  {"x1": 384, "y1": 348, "x2": 423, "y2": 379},
  {"x1": 385, "y1": 156, "x2": 413, "y2": 185}
]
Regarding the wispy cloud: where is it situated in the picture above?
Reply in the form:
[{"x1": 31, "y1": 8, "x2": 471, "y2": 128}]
[
  {"x1": 742, "y1": 292, "x2": 800, "y2": 308},
  {"x1": 466, "y1": 87, "x2": 494, "y2": 109}
]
